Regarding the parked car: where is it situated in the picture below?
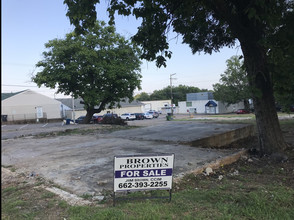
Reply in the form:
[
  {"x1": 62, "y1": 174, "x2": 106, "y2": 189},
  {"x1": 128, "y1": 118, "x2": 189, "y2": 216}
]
[
  {"x1": 74, "y1": 116, "x2": 86, "y2": 124},
  {"x1": 102, "y1": 113, "x2": 118, "y2": 120},
  {"x1": 144, "y1": 112, "x2": 153, "y2": 119},
  {"x1": 92, "y1": 115, "x2": 103, "y2": 124},
  {"x1": 134, "y1": 113, "x2": 145, "y2": 120},
  {"x1": 120, "y1": 113, "x2": 136, "y2": 121},
  {"x1": 148, "y1": 110, "x2": 159, "y2": 118},
  {"x1": 75, "y1": 115, "x2": 98, "y2": 124},
  {"x1": 236, "y1": 109, "x2": 250, "y2": 114},
  {"x1": 281, "y1": 105, "x2": 294, "y2": 112},
  {"x1": 100, "y1": 113, "x2": 121, "y2": 124}
]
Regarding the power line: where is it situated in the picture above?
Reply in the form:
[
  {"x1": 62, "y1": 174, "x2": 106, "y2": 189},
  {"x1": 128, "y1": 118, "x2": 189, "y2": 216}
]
[
  {"x1": 2, "y1": 84, "x2": 55, "y2": 89},
  {"x1": 2, "y1": 84, "x2": 39, "y2": 88},
  {"x1": 3, "y1": 62, "x2": 36, "y2": 67},
  {"x1": 1, "y1": 84, "x2": 59, "y2": 94}
]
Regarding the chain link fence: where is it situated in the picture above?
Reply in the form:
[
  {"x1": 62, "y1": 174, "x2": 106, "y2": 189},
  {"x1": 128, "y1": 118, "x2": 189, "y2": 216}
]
[{"x1": 1, "y1": 113, "x2": 48, "y2": 123}]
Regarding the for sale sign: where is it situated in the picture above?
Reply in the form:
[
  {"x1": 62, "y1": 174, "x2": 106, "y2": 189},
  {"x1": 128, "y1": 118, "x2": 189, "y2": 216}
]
[{"x1": 114, "y1": 154, "x2": 174, "y2": 192}]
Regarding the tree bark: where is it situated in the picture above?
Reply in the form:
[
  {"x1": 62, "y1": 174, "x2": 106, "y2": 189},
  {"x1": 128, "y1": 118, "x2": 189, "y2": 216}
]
[
  {"x1": 241, "y1": 42, "x2": 288, "y2": 155},
  {"x1": 210, "y1": 0, "x2": 289, "y2": 156},
  {"x1": 83, "y1": 109, "x2": 93, "y2": 124},
  {"x1": 243, "y1": 99, "x2": 250, "y2": 111},
  {"x1": 83, "y1": 98, "x2": 109, "y2": 124}
]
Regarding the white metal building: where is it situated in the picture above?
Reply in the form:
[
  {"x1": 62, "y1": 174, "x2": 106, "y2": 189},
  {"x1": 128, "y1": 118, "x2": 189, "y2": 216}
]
[
  {"x1": 1, "y1": 90, "x2": 63, "y2": 122},
  {"x1": 58, "y1": 98, "x2": 146, "y2": 119},
  {"x1": 178, "y1": 100, "x2": 244, "y2": 114},
  {"x1": 178, "y1": 92, "x2": 244, "y2": 114},
  {"x1": 58, "y1": 99, "x2": 171, "y2": 119},
  {"x1": 141, "y1": 100, "x2": 171, "y2": 112}
]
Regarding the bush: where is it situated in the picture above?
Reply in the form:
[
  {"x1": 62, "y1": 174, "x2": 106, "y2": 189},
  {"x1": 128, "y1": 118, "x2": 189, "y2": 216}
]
[{"x1": 101, "y1": 117, "x2": 127, "y2": 125}]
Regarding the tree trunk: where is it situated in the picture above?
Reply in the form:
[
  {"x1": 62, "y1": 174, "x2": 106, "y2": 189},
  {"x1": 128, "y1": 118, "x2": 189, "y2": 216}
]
[
  {"x1": 82, "y1": 98, "x2": 109, "y2": 124},
  {"x1": 243, "y1": 99, "x2": 250, "y2": 111},
  {"x1": 84, "y1": 107, "x2": 95, "y2": 124},
  {"x1": 241, "y1": 43, "x2": 288, "y2": 156}
]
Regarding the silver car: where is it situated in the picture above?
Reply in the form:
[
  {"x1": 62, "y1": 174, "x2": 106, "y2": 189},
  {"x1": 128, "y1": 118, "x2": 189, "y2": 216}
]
[{"x1": 144, "y1": 112, "x2": 153, "y2": 119}]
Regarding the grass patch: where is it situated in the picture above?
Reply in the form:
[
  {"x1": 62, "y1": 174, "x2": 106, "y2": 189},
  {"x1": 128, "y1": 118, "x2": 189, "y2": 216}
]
[
  {"x1": 41, "y1": 192, "x2": 56, "y2": 199},
  {"x1": 1, "y1": 165, "x2": 17, "y2": 172},
  {"x1": 280, "y1": 118, "x2": 294, "y2": 126},
  {"x1": 35, "y1": 125, "x2": 138, "y2": 138},
  {"x1": 1, "y1": 183, "x2": 70, "y2": 220},
  {"x1": 2, "y1": 158, "x2": 294, "y2": 220},
  {"x1": 63, "y1": 182, "x2": 294, "y2": 220},
  {"x1": 2, "y1": 165, "x2": 13, "y2": 168}
]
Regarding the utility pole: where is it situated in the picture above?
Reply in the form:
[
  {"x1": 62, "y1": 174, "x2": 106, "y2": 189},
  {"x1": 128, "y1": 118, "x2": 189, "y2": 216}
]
[
  {"x1": 72, "y1": 94, "x2": 75, "y2": 124},
  {"x1": 170, "y1": 73, "x2": 176, "y2": 115}
]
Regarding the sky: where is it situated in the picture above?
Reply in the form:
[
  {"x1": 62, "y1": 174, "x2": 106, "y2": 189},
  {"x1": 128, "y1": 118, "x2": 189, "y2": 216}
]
[{"x1": 2, "y1": 0, "x2": 242, "y2": 99}]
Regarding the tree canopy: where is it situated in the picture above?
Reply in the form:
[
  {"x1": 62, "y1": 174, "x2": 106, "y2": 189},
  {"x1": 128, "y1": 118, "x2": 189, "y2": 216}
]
[
  {"x1": 135, "y1": 92, "x2": 151, "y2": 101},
  {"x1": 64, "y1": 0, "x2": 294, "y2": 156},
  {"x1": 268, "y1": 9, "x2": 294, "y2": 112},
  {"x1": 32, "y1": 21, "x2": 142, "y2": 123},
  {"x1": 135, "y1": 85, "x2": 207, "y2": 105},
  {"x1": 213, "y1": 56, "x2": 251, "y2": 110}
]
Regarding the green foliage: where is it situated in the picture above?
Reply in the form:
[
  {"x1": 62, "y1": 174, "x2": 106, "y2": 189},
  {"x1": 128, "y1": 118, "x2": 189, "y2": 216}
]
[
  {"x1": 41, "y1": 192, "x2": 56, "y2": 199},
  {"x1": 32, "y1": 21, "x2": 142, "y2": 123},
  {"x1": 267, "y1": 3, "x2": 294, "y2": 112},
  {"x1": 65, "y1": 1, "x2": 236, "y2": 67},
  {"x1": 64, "y1": 0, "x2": 99, "y2": 35},
  {"x1": 135, "y1": 92, "x2": 150, "y2": 101},
  {"x1": 152, "y1": 85, "x2": 206, "y2": 105},
  {"x1": 101, "y1": 116, "x2": 127, "y2": 126},
  {"x1": 135, "y1": 84, "x2": 206, "y2": 105},
  {"x1": 213, "y1": 56, "x2": 250, "y2": 108}
]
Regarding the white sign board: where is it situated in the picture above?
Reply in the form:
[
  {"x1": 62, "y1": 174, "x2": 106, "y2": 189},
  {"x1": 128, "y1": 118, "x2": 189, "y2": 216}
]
[
  {"x1": 114, "y1": 154, "x2": 174, "y2": 192},
  {"x1": 36, "y1": 106, "x2": 43, "y2": 119}
]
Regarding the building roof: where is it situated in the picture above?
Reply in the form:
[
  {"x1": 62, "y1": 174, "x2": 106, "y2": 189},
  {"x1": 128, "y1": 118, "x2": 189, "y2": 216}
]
[
  {"x1": 118, "y1": 99, "x2": 144, "y2": 108},
  {"x1": 57, "y1": 98, "x2": 85, "y2": 110},
  {"x1": 1, "y1": 90, "x2": 26, "y2": 101},
  {"x1": 205, "y1": 100, "x2": 217, "y2": 107},
  {"x1": 187, "y1": 92, "x2": 214, "y2": 101},
  {"x1": 57, "y1": 98, "x2": 144, "y2": 110}
]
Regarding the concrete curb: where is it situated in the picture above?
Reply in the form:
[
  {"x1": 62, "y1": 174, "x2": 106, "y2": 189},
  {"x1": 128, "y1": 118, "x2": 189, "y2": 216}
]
[
  {"x1": 188, "y1": 125, "x2": 255, "y2": 147},
  {"x1": 174, "y1": 149, "x2": 248, "y2": 182},
  {"x1": 43, "y1": 186, "x2": 97, "y2": 206}
]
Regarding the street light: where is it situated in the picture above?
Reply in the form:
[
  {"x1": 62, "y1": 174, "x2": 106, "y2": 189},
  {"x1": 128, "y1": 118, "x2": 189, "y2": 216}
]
[{"x1": 170, "y1": 73, "x2": 176, "y2": 115}]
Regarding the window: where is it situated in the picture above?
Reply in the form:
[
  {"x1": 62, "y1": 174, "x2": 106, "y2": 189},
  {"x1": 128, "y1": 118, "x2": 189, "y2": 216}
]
[{"x1": 186, "y1": 102, "x2": 192, "y2": 107}]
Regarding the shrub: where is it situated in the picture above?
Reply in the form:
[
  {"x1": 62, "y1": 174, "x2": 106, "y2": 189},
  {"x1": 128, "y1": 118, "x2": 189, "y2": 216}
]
[{"x1": 101, "y1": 117, "x2": 127, "y2": 125}]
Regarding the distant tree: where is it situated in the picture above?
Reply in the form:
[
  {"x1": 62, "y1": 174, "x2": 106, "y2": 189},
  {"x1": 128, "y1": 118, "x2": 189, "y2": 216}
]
[
  {"x1": 135, "y1": 92, "x2": 151, "y2": 101},
  {"x1": 213, "y1": 56, "x2": 251, "y2": 110},
  {"x1": 274, "y1": 70, "x2": 294, "y2": 113},
  {"x1": 172, "y1": 85, "x2": 206, "y2": 105},
  {"x1": 32, "y1": 21, "x2": 141, "y2": 123},
  {"x1": 150, "y1": 88, "x2": 170, "y2": 101},
  {"x1": 149, "y1": 85, "x2": 204, "y2": 105}
]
